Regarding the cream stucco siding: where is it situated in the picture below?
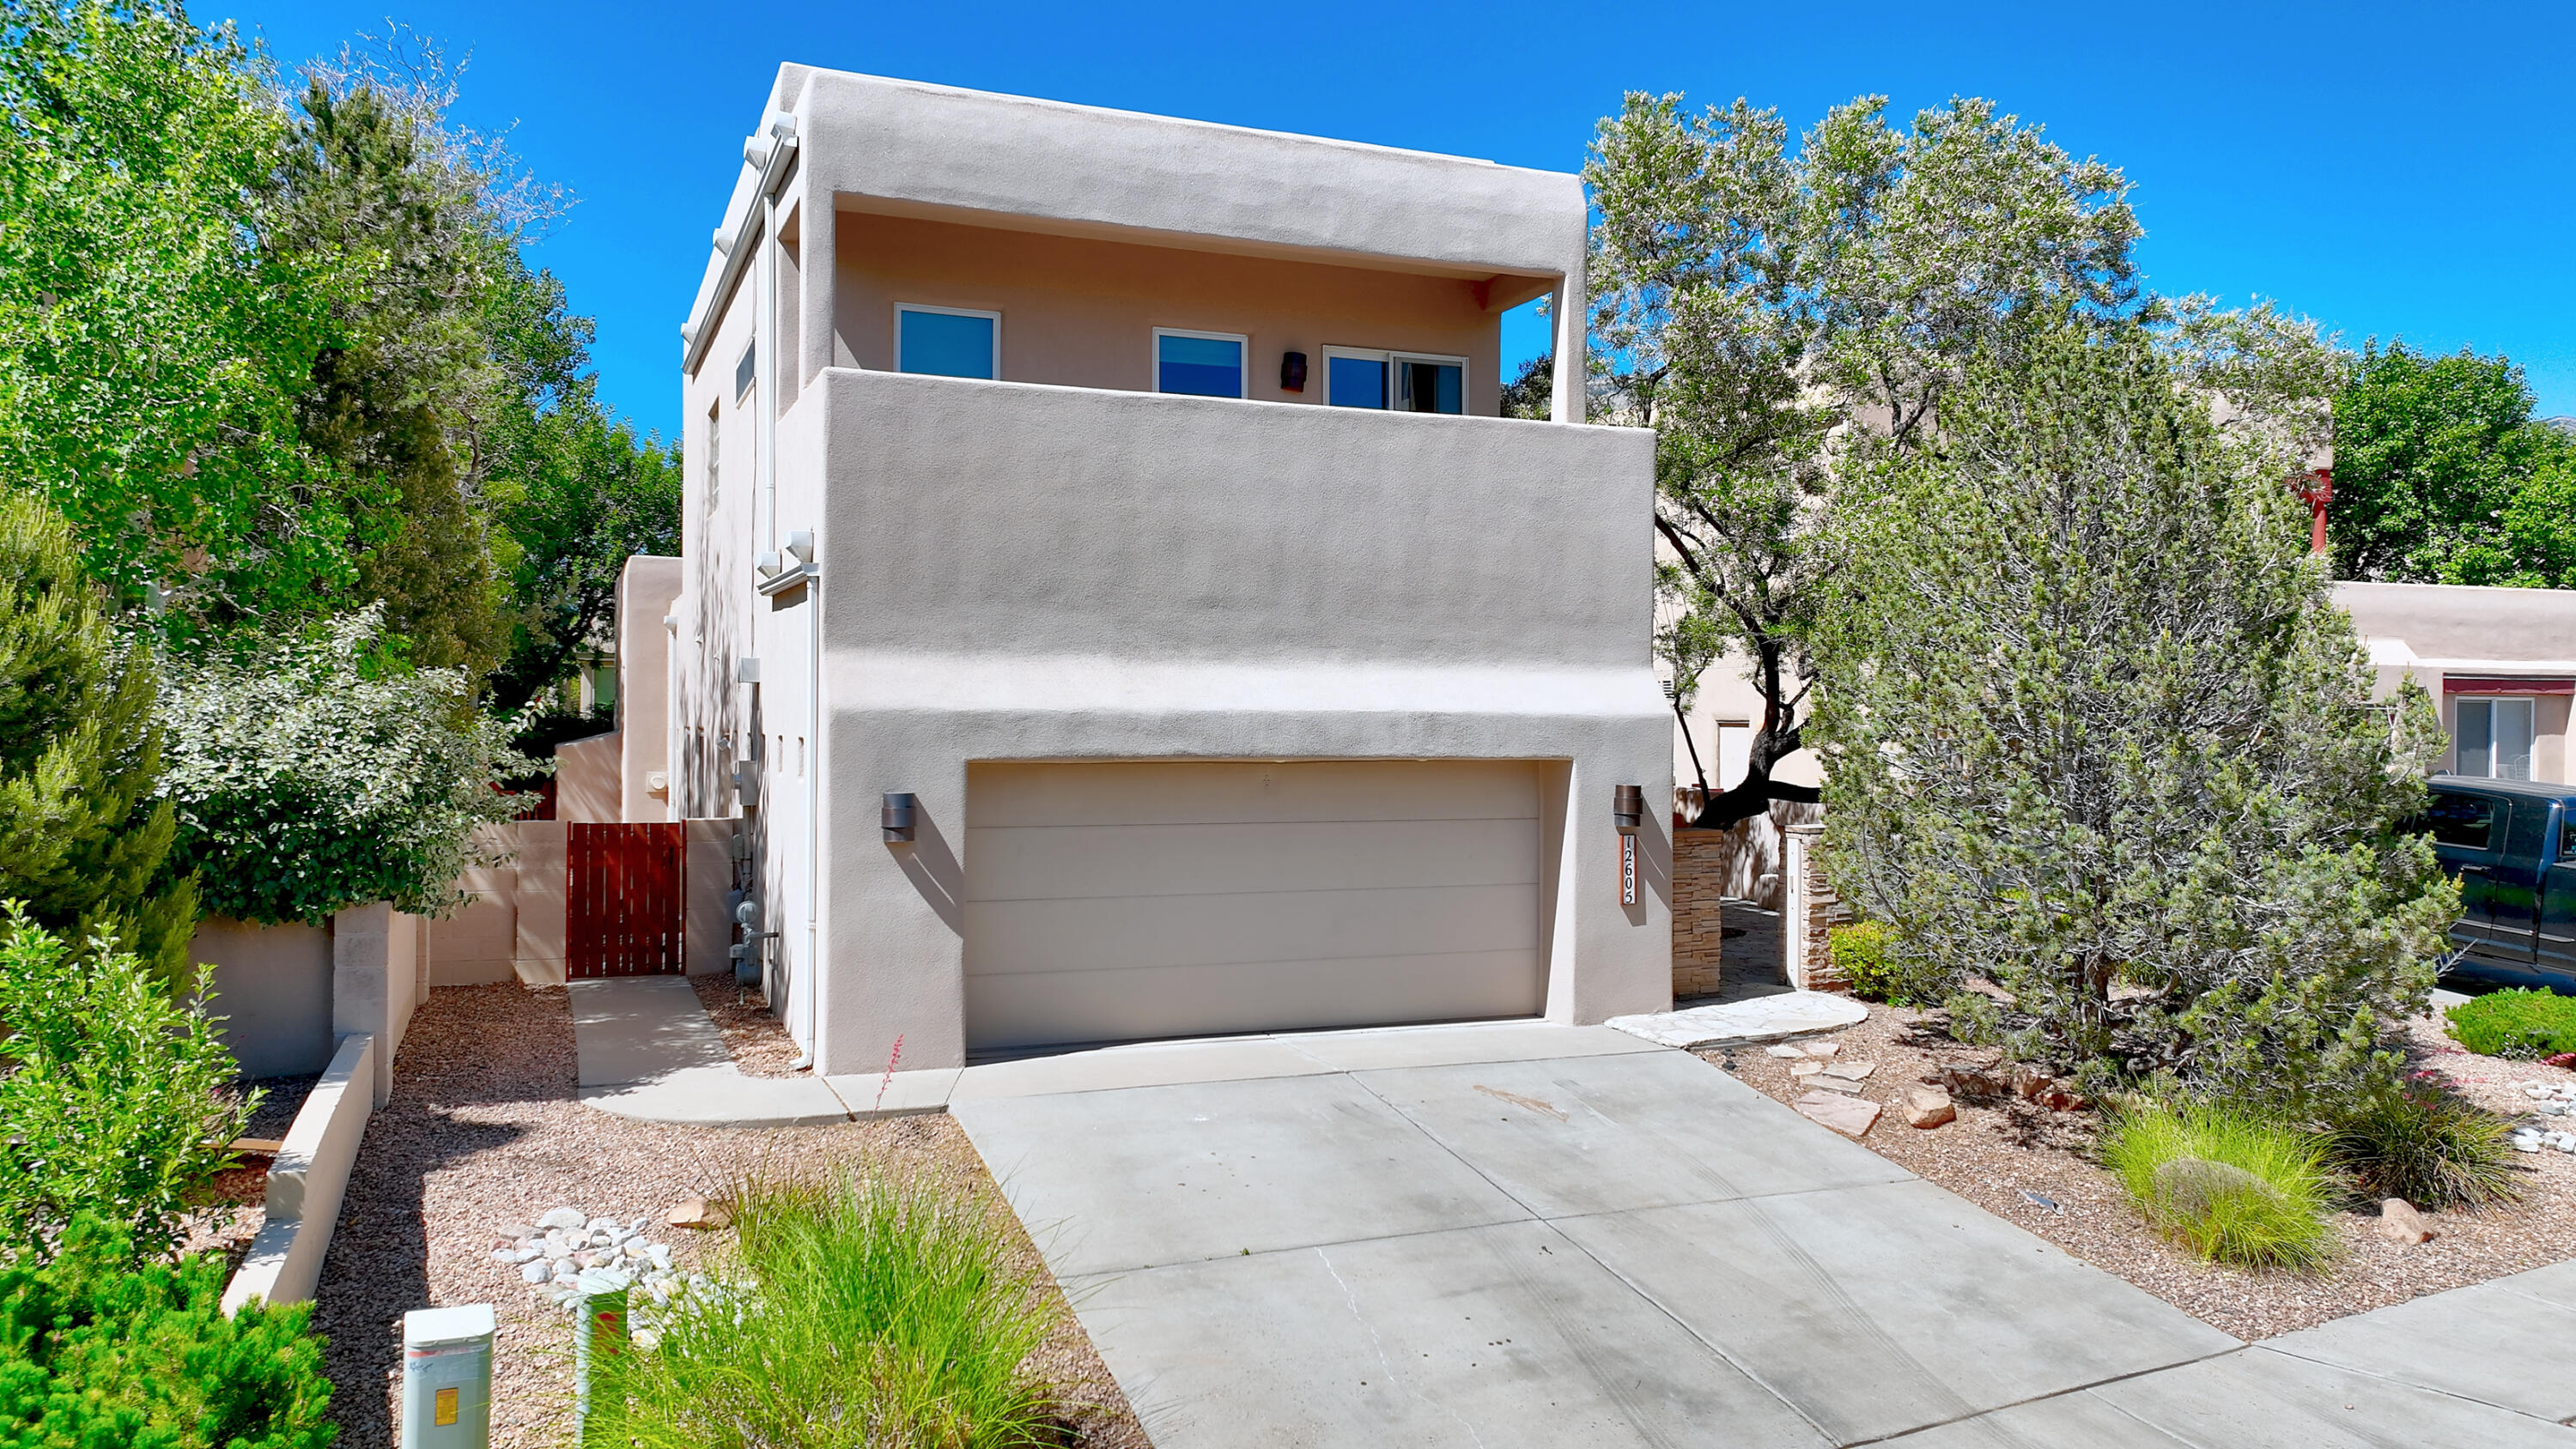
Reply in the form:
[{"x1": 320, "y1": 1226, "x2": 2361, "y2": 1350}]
[{"x1": 670, "y1": 66, "x2": 1649, "y2": 1073}]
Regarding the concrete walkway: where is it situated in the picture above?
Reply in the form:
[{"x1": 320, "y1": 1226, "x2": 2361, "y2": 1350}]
[
  {"x1": 951, "y1": 1024, "x2": 2576, "y2": 1449},
  {"x1": 569, "y1": 977, "x2": 854, "y2": 1127}
]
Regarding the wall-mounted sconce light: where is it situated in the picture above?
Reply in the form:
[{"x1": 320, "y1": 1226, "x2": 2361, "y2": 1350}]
[
  {"x1": 1612, "y1": 784, "x2": 1643, "y2": 906},
  {"x1": 1280, "y1": 351, "x2": 1308, "y2": 393},
  {"x1": 736, "y1": 656, "x2": 762, "y2": 684},
  {"x1": 882, "y1": 791, "x2": 917, "y2": 844},
  {"x1": 787, "y1": 530, "x2": 815, "y2": 567}
]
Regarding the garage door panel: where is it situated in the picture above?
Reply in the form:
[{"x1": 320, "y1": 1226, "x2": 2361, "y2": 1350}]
[
  {"x1": 966, "y1": 759, "x2": 1541, "y2": 828},
  {"x1": 965, "y1": 950, "x2": 1546, "y2": 1050},
  {"x1": 965, "y1": 817, "x2": 1539, "y2": 902},
  {"x1": 966, "y1": 881, "x2": 1537, "y2": 976},
  {"x1": 963, "y1": 760, "x2": 1548, "y2": 1052}
]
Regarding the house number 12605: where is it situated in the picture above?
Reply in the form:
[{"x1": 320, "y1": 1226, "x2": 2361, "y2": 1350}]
[{"x1": 1619, "y1": 834, "x2": 1637, "y2": 906}]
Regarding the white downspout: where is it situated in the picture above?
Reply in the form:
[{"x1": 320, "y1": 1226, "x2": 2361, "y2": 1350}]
[{"x1": 805, "y1": 560, "x2": 821, "y2": 1064}]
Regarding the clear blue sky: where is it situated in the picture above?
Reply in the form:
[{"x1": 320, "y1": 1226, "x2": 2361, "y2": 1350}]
[{"x1": 220, "y1": 0, "x2": 2576, "y2": 440}]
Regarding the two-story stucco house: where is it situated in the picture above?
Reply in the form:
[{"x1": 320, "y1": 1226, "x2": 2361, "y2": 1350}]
[{"x1": 663, "y1": 66, "x2": 1668, "y2": 1075}]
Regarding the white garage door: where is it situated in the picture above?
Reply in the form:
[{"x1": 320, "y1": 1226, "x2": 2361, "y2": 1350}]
[{"x1": 963, "y1": 760, "x2": 1546, "y2": 1052}]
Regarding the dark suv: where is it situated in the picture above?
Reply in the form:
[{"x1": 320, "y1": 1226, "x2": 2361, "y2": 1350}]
[{"x1": 2421, "y1": 774, "x2": 2576, "y2": 995}]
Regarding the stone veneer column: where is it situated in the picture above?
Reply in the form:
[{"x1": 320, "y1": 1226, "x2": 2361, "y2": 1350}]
[{"x1": 1670, "y1": 829, "x2": 1727, "y2": 997}]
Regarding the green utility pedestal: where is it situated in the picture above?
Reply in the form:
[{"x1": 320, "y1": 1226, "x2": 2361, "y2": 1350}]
[{"x1": 401, "y1": 1304, "x2": 494, "y2": 1447}]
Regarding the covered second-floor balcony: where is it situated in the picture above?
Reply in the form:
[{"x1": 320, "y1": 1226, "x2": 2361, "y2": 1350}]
[{"x1": 683, "y1": 66, "x2": 1590, "y2": 435}]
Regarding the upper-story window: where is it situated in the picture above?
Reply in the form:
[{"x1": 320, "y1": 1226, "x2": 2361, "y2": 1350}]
[
  {"x1": 1154, "y1": 329, "x2": 1247, "y2": 398},
  {"x1": 897, "y1": 304, "x2": 1000, "y2": 379},
  {"x1": 1322, "y1": 346, "x2": 1465, "y2": 414},
  {"x1": 2458, "y1": 696, "x2": 2536, "y2": 780}
]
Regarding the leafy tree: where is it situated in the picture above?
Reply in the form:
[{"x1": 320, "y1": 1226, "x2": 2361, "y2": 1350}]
[
  {"x1": 1813, "y1": 323, "x2": 2456, "y2": 1107},
  {"x1": 0, "y1": 0, "x2": 363, "y2": 635},
  {"x1": 0, "y1": 495, "x2": 197, "y2": 986},
  {"x1": 2329, "y1": 342, "x2": 2574, "y2": 584},
  {"x1": 1584, "y1": 92, "x2": 2141, "y2": 825},
  {"x1": 487, "y1": 386, "x2": 683, "y2": 712},
  {"x1": 272, "y1": 73, "x2": 517, "y2": 679},
  {"x1": 155, "y1": 608, "x2": 537, "y2": 925},
  {"x1": 0, "y1": 909, "x2": 246, "y2": 1260}
]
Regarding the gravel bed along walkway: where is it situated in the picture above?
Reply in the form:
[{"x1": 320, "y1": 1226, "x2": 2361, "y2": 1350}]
[
  {"x1": 1699, "y1": 1000, "x2": 2576, "y2": 1342},
  {"x1": 687, "y1": 973, "x2": 807, "y2": 1077},
  {"x1": 313, "y1": 983, "x2": 1148, "y2": 1447}
]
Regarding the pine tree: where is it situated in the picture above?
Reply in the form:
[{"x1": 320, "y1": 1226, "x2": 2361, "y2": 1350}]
[
  {"x1": 0, "y1": 495, "x2": 197, "y2": 985},
  {"x1": 1813, "y1": 322, "x2": 2457, "y2": 1107}
]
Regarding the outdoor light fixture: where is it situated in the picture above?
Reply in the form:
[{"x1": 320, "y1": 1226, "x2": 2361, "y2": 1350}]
[
  {"x1": 1280, "y1": 351, "x2": 1308, "y2": 392},
  {"x1": 1612, "y1": 785, "x2": 1644, "y2": 835},
  {"x1": 882, "y1": 792, "x2": 917, "y2": 844},
  {"x1": 787, "y1": 530, "x2": 815, "y2": 566},
  {"x1": 736, "y1": 656, "x2": 761, "y2": 684}
]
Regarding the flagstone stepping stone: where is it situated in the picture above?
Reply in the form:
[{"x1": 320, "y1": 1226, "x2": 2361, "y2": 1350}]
[
  {"x1": 1606, "y1": 991, "x2": 1868, "y2": 1050},
  {"x1": 1794, "y1": 1090, "x2": 1882, "y2": 1137}
]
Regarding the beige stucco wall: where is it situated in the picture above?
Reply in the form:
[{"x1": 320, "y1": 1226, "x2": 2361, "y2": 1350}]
[
  {"x1": 195, "y1": 918, "x2": 335, "y2": 1079},
  {"x1": 617, "y1": 555, "x2": 685, "y2": 822},
  {"x1": 832, "y1": 211, "x2": 1510, "y2": 415},
  {"x1": 513, "y1": 821, "x2": 568, "y2": 985},
  {"x1": 787, "y1": 367, "x2": 1667, "y2": 1073},
  {"x1": 556, "y1": 731, "x2": 623, "y2": 823}
]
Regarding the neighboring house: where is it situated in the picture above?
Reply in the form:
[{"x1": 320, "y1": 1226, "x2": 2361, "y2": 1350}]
[
  {"x1": 641, "y1": 67, "x2": 1667, "y2": 1073},
  {"x1": 2344, "y1": 580, "x2": 2576, "y2": 783}
]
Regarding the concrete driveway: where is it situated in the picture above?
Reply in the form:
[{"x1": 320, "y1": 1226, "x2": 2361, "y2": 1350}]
[{"x1": 952, "y1": 1022, "x2": 2576, "y2": 1448}]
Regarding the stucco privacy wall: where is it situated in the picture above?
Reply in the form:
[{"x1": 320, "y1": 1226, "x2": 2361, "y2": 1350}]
[
  {"x1": 802, "y1": 368, "x2": 1669, "y2": 1073},
  {"x1": 831, "y1": 213, "x2": 1510, "y2": 415},
  {"x1": 196, "y1": 907, "x2": 423, "y2": 1094},
  {"x1": 618, "y1": 555, "x2": 685, "y2": 822}
]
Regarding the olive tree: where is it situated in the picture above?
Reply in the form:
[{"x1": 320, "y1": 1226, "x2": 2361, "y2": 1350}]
[
  {"x1": 1585, "y1": 92, "x2": 2141, "y2": 824},
  {"x1": 1812, "y1": 321, "x2": 2456, "y2": 1106}
]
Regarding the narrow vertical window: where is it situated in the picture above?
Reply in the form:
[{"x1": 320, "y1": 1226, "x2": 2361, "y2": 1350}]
[
  {"x1": 1154, "y1": 329, "x2": 1247, "y2": 397},
  {"x1": 896, "y1": 305, "x2": 999, "y2": 379},
  {"x1": 704, "y1": 403, "x2": 720, "y2": 513}
]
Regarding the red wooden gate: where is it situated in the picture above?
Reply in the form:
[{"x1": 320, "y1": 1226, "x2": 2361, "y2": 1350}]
[{"x1": 568, "y1": 822, "x2": 685, "y2": 978}]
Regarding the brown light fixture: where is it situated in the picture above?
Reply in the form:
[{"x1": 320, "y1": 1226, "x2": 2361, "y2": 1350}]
[
  {"x1": 1280, "y1": 351, "x2": 1308, "y2": 393},
  {"x1": 1612, "y1": 785, "x2": 1644, "y2": 834}
]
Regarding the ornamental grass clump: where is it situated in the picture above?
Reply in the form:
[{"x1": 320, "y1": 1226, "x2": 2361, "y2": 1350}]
[
  {"x1": 2316, "y1": 1080, "x2": 2520, "y2": 1210},
  {"x1": 2445, "y1": 989, "x2": 2576, "y2": 1060},
  {"x1": 2102, "y1": 1098, "x2": 2336, "y2": 1270},
  {"x1": 585, "y1": 1165, "x2": 1062, "y2": 1449}
]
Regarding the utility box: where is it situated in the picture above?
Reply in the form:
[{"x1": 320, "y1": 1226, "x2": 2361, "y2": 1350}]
[{"x1": 401, "y1": 1304, "x2": 494, "y2": 1447}]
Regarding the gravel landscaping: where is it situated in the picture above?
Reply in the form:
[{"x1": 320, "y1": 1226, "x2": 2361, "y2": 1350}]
[
  {"x1": 313, "y1": 984, "x2": 1147, "y2": 1447},
  {"x1": 688, "y1": 973, "x2": 808, "y2": 1077},
  {"x1": 1700, "y1": 999, "x2": 2576, "y2": 1341}
]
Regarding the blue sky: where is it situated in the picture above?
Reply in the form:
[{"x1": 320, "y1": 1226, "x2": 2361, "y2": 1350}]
[{"x1": 221, "y1": 0, "x2": 2576, "y2": 440}]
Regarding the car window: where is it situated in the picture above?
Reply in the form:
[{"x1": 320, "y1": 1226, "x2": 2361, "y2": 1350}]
[
  {"x1": 2562, "y1": 813, "x2": 2576, "y2": 866},
  {"x1": 2425, "y1": 793, "x2": 2498, "y2": 850}
]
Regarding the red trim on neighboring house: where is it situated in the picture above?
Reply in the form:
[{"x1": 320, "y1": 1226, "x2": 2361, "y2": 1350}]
[{"x1": 2443, "y1": 677, "x2": 2576, "y2": 695}]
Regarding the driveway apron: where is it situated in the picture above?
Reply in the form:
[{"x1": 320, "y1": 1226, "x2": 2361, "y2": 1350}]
[{"x1": 954, "y1": 1025, "x2": 2259, "y2": 1447}]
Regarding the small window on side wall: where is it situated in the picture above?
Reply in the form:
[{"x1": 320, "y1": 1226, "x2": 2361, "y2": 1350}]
[
  {"x1": 896, "y1": 305, "x2": 999, "y2": 379},
  {"x1": 1154, "y1": 329, "x2": 1247, "y2": 398},
  {"x1": 2458, "y1": 697, "x2": 2537, "y2": 780}
]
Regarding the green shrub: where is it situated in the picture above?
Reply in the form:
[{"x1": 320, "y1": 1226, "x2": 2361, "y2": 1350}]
[
  {"x1": 591, "y1": 1165, "x2": 1063, "y2": 1447},
  {"x1": 2317, "y1": 1080, "x2": 2520, "y2": 1210},
  {"x1": 0, "y1": 906, "x2": 248, "y2": 1258},
  {"x1": 156, "y1": 608, "x2": 539, "y2": 925},
  {"x1": 2101, "y1": 1098, "x2": 2336, "y2": 1270},
  {"x1": 1829, "y1": 922, "x2": 1911, "y2": 1002},
  {"x1": 0, "y1": 1216, "x2": 335, "y2": 1446},
  {"x1": 2445, "y1": 988, "x2": 2576, "y2": 1059}
]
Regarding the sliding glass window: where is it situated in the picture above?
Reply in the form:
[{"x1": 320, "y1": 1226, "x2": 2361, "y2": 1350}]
[{"x1": 1321, "y1": 346, "x2": 1466, "y2": 414}]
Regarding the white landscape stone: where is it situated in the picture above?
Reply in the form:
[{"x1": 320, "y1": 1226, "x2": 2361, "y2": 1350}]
[
  {"x1": 538, "y1": 1207, "x2": 586, "y2": 1231},
  {"x1": 1765, "y1": 1045, "x2": 1807, "y2": 1059},
  {"x1": 1605, "y1": 991, "x2": 1869, "y2": 1051}
]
